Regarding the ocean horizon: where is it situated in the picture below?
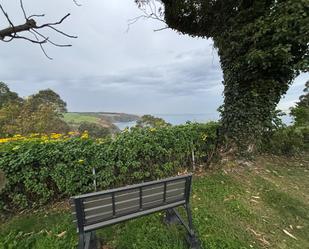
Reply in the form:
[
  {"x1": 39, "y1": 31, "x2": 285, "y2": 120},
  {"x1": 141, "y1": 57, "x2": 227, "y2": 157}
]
[
  {"x1": 114, "y1": 112, "x2": 293, "y2": 130},
  {"x1": 114, "y1": 113, "x2": 220, "y2": 130}
]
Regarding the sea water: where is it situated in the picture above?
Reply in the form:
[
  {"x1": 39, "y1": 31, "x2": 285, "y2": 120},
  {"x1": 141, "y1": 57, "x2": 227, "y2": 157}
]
[
  {"x1": 114, "y1": 112, "x2": 293, "y2": 130},
  {"x1": 114, "y1": 113, "x2": 219, "y2": 130}
]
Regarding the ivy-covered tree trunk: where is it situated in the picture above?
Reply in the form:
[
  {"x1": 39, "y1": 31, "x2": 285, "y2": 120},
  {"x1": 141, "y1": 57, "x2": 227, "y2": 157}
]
[
  {"x1": 141, "y1": 0, "x2": 309, "y2": 152},
  {"x1": 219, "y1": 74, "x2": 286, "y2": 150},
  {"x1": 216, "y1": 37, "x2": 290, "y2": 149}
]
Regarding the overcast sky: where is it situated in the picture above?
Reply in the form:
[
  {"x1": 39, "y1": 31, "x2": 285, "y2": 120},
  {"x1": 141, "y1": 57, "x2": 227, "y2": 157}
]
[{"x1": 0, "y1": 0, "x2": 308, "y2": 117}]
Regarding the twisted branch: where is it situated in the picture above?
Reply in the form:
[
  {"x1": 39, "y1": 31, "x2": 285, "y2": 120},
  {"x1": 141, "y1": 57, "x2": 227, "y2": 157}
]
[
  {"x1": 128, "y1": 0, "x2": 168, "y2": 32},
  {"x1": 0, "y1": 0, "x2": 78, "y2": 59}
]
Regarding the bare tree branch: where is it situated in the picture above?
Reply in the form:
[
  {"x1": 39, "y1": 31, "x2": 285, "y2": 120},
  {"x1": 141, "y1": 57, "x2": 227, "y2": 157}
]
[
  {"x1": 20, "y1": 0, "x2": 27, "y2": 20},
  {"x1": 29, "y1": 30, "x2": 53, "y2": 60},
  {"x1": 154, "y1": 26, "x2": 169, "y2": 32},
  {"x1": 47, "y1": 26, "x2": 77, "y2": 38},
  {"x1": 28, "y1": 14, "x2": 45, "y2": 19},
  {"x1": 32, "y1": 29, "x2": 72, "y2": 47},
  {"x1": 0, "y1": 19, "x2": 36, "y2": 40},
  {"x1": 0, "y1": 4, "x2": 14, "y2": 28},
  {"x1": 36, "y1": 14, "x2": 71, "y2": 29},
  {"x1": 128, "y1": 0, "x2": 167, "y2": 32},
  {"x1": 0, "y1": 0, "x2": 78, "y2": 59},
  {"x1": 73, "y1": 0, "x2": 82, "y2": 7},
  {"x1": 8, "y1": 34, "x2": 47, "y2": 44}
]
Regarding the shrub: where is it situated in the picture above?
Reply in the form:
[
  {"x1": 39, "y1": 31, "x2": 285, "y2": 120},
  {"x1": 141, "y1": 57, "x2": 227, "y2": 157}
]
[
  {"x1": 0, "y1": 122, "x2": 219, "y2": 210},
  {"x1": 78, "y1": 122, "x2": 111, "y2": 138},
  {"x1": 262, "y1": 126, "x2": 307, "y2": 155},
  {"x1": 297, "y1": 126, "x2": 309, "y2": 151}
]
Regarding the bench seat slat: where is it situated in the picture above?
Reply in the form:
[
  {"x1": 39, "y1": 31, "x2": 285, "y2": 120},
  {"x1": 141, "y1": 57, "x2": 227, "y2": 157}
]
[
  {"x1": 71, "y1": 174, "x2": 191, "y2": 199},
  {"x1": 83, "y1": 196, "x2": 112, "y2": 209},
  {"x1": 84, "y1": 204, "x2": 113, "y2": 217},
  {"x1": 165, "y1": 188, "x2": 185, "y2": 198},
  {"x1": 83, "y1": 194, "x2": 186, "y2": 227},
  {"x1": 115, "y1": 198, "x2": 140, "y2": 213},
  {"x1": 85, "y1": 212, "x2": 113, "y2": 225},
  {"x1": 70, "y1": 174, "x2": 192, "y2": 235},
  {"x1": 83, "y1": 200, "x2": 186, "y2": 232},
  {"x1": 115, "y1": 189, "x2": 140, "y2": 202},
  {"x1": 142, "y1": 199, "x2": 163, "y2": 209},
  {"x1": 82, "y1": 186, "x2": 185, "y2": 217},
  {"x1": 83, "y1": 194, "x2": 112, "y2": 203},
  {"x1": 81, "y1": 188, "x2": 184, "y2": 220},
  {"x1": 167, "y1": 181, "x2": 185, "y2": 190},
  {"x1": 76, "y1": 189, "x2": 186, "y2": 221},
  {"x1": 116, "y1": 204, "x2": 140, "y2": 216}
]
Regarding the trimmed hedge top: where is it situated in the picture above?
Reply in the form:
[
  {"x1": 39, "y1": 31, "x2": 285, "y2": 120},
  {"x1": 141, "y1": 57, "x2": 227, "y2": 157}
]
[{"x1": 0, "y1": 122, "x2": 218, "y2": 210}]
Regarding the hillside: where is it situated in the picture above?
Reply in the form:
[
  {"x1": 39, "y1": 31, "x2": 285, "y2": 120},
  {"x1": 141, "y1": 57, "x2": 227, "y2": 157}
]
[
  {"x1": 1, "y1": 155, "x2": 308, "y2": 249},
  {"x1": 63, "y1": 112, "x2": 139, "y2": 132},
  {"x1": 74, "y1": 112, "x2": 140, "y2": 123}
]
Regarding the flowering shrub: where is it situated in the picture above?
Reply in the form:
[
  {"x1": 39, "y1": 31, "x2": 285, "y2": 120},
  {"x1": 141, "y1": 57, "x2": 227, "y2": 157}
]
[
  {"x1": 0, "y1": 122, "x2": 218, "y2": 210},
  {"x1": 0, "y1": 132, "x2": 81, "y2": 144}
]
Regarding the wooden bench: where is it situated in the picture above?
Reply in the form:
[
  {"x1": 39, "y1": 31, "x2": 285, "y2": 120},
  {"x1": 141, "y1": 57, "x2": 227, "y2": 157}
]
[{"x1": 70, "y1": 174, "x2": 201, "y2": 249}]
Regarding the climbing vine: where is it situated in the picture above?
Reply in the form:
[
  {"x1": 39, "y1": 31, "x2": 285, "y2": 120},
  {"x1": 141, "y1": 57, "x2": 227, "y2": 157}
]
[{"x1": 138, "y1": 0, "x2": 309, "y2": 151}]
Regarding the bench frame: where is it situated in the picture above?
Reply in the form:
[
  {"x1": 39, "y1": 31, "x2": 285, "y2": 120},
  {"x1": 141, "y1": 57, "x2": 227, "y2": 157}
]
[{"x1": 71, "y1": 174, "x2": 201, "y2": 249}]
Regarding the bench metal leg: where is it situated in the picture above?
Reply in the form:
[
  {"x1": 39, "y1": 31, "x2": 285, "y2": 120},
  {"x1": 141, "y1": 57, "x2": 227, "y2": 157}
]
[
  {"x1": 184, "y1": 204, "x2": 201, "y2": 249},
  {"x1": 78, "y1": 231, "x2": 97, "y2": 249},
  {"x1": 165, "y1": 205, "x2": 202, "y2": 249},
  {"x1": 78, "y1": 233, "x2": 84, "y2": 249},
  {"x1": 164, "y1": 208, "x2": 180, "y2": 225},
  {"x1": 186, "y1": 233, "x2": 201, "y2": 249}
]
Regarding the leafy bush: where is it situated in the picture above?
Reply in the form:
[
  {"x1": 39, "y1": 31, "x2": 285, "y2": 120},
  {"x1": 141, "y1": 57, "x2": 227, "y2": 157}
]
[
  {"x1": 297, "y1": 126, "x2": 309, "y2": 151},
  {"x1": 0, "y1": 122, "x2": 219, "y2": 210},
  {"x1": 78, "y1": 122, "x2": 111, "y2": 138},
  {"x1": 262, "y1": 126, "x2": 308, "y2": 155}
]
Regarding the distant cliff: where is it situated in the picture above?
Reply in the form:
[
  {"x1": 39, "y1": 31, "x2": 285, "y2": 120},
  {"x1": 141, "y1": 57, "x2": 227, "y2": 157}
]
[
  {"x1": 84, "y1": 112, "x2": 140, "y2": 123},
  {"x1": 63, "y1": 112, "x2": 140, "y2": 133}
]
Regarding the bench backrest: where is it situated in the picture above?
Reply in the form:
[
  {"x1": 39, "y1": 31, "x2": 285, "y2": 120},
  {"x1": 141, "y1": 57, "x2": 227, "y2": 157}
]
[{"x1": 71, "y1": 174, "x2": 192, "y2": 233}]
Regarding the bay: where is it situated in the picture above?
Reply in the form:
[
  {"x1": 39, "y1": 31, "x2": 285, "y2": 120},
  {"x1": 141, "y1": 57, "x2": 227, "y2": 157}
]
[{"x1": 114, "y1": 113, "x2": 219, "y2": 130}]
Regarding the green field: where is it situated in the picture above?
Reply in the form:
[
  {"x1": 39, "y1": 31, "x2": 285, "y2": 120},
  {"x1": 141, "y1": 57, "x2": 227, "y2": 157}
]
[
  {"x1": 63, "y1": 113, "x2": 101, "y2": 125},
  {"x1": 1, "y1": 156, "x2": 308, "y2": 249}
]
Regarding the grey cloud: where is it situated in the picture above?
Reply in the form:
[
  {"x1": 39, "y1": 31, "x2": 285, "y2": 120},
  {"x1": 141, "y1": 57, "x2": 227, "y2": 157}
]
[
  {"x1": 0, "y1": 0, "x2": 307, "y2": 116},
  {"x1": 67, "y1": 52, "x2": 222, "y2": 97}
]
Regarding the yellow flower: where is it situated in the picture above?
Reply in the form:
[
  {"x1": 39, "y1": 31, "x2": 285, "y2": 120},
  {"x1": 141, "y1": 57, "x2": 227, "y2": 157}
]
[
  {"x1": 78, "y1": 159, "x2": 84, "y2": 164},
  {"x1": 122, "y1": 128, "x2": 129, "y2": 133},
  {"x1": 12, "y1": 146, "x2": 20, "y2": 151},
  {"x1": 50, "y1": 133, "x2": 62, "y2": 139},
  {"x1": 201, "y1": 134, "x2": 208, "y2": 141},
  {"x1": 150, "y1": 128, "x2": 156, "y2": 132},
  {"x1": 41, "y1": 135, "x2": 49, "y2": 141},
  {"x1": 81, "y1": 131, "x2": 89, "y2": 139},
  {"x1": 30, "y1": 133, "x2": 40, "y2": 137},
  {"x1": 0, "y1": 138, "x2": 9, "y2": 143},
  {"x1": 68, "y1": 131, "x2": 78, "y2": 136}
]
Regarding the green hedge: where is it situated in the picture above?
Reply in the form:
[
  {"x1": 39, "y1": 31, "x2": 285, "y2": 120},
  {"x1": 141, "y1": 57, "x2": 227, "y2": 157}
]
[
  {"x1": 262, "y1": 125, "x2": 309, "y2": 155},
  {"x1": 0, "y1": 122, "x2": 218, "y2": 210}
]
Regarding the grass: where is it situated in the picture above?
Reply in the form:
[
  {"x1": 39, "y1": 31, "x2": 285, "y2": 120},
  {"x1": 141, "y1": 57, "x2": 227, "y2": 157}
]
[
  {"x1": 63, "y1": 113, "x2": 101, "y2": 125},
  {"x1": 1, "y1": 156, "x2": 308, "y2": 249}
]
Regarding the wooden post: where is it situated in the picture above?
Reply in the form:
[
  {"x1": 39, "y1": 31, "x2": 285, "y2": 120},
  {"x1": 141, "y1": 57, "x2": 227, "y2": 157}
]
[
  {"x1": 92, "y1": 167, "x2": 97, "y2": 191},
  {"x1": 191, "y1": 148, "x2": 195, "y2": 171}
]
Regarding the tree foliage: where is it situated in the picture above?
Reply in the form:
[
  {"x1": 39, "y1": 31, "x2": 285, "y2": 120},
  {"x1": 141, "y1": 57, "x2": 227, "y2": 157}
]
[
  {"x1": 0, "y1": 84, "x2": 69, "y2": 136},
  {"x1": 290, "y1": 81, "x2": 309, "y2": 127},
  {"x1": 136, "y1": 114, "x2": 171, "y2": 128},
  {"x1": 138, "y1": 0, "x2": 309, "y2": 150},
  {"x1": 27, "y1": 89, "x2": 67, "y2": 113},
  {"x1": 78, "y1": 122, "x2": 111, "y2": 138},
  {"x1": 0, "y1": 82, "x2": 22, "y2": 108}
]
